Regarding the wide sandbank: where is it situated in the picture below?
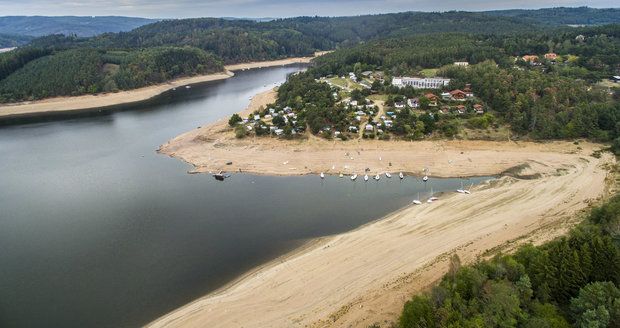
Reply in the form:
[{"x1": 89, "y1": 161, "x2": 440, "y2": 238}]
[
  {"x1": 0, "y1": 53, "x2": 325, "y2": 120},
  {"x1": 151, "y1": 89, "x2": 618, "y2": 327}
]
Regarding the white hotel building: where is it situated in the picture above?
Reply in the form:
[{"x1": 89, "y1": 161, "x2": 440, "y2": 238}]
[{"x1": 392, "y1": 77, "x2": 451, "y2": 89}]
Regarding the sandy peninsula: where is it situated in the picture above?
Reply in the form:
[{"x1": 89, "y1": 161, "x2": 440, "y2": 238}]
[
  {"x1": 151, "y1": 89, "x2": 617, "y2": 327},
  {"x1": 0, "y1": 53, "x2": 324, "y2": 119}
]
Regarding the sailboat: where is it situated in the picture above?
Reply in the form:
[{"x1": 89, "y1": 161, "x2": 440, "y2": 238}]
[
  {"x1": 385, "y1": 172, "x2": 392, "y2": 178},
  {"x1": 464, "y1": 183, "x2": 473, "y2": 194},
  {"x1": 456, "y1": 181, "x2": 466, "y2": 193},
  {"x1": 427, "y1": 188, "x2": 438, "y2": 203},
  {"x1": 320, "y1": 172, "x2": 325, "y2": 179},
  {"x1": 364, "y1": 174, "x2": 369, "y2": 182},
  {"x1": 374, "y1": 174, "x2": 381, "y2": 181},
  {"x1": 399, "y1": 172, "x2": 404, "y2": 179},
  {"x1": 351, "y1": 174, "x2": 358, "y2": 181},
  {"x1": 412, "y1": 192, "x2": 422, "y2": 205}
]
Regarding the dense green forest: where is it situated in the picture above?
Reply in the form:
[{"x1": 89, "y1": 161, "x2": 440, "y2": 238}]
[
  {"x1": 399, "y1": 192, "x2": 620, "y2": 328},
  {"x1": 0, "y1": 47, "x2": 222, "y2": 101},
  {"x1": 487, "y1": 7, "x2": 620, "y2": 26}
]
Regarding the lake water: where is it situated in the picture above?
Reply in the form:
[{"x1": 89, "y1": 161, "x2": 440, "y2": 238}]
[{"x1": 0, "y1": 65, "x2": 491, "y2": 327}]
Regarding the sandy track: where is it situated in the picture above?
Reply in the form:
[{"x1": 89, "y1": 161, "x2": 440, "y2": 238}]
[{"x1": 151, "y1": 90, "x2": 616, "y2": 327}]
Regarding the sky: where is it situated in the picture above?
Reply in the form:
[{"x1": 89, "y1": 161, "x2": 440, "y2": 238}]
[{"x1": 0, "y1": 0, "x2": 616, "y2": 18}]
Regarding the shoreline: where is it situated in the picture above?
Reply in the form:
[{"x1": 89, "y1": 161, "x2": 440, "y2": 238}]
[
  {"x1": 151, "y1": 88, "x2": 617, "y2": 327},
  {"x1": 148, "y1": 147, "x2": 615, "y2": 327},
  {"x1": 0, "y1": 53, "x2": 323, "y2": 120}
]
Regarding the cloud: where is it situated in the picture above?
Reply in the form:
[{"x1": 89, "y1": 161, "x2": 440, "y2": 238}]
[{"x1": 0, "y1": 0, "x2": 614, "y2": 18}]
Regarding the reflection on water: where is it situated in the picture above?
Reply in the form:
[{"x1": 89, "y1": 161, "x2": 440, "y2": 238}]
[{"x1": 0, "y1": 65, "x2": 492, "y2": 328}]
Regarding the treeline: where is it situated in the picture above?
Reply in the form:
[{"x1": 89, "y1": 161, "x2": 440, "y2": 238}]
[
  {"x1": 309, "y1": 34, "x2": 510, "y2": 77},
  {"x1": 27, "y1": 12, "x2": 545, "y2": 63},
  {"x1": 487, "y1": 7, "x2": 620, "y2": 26},
  {"x1": 0, "y1": 47, "x2": 222, "y2": 102},
  {"x1": 400, "y1": 194, "x2": 620, "y2": 328}
]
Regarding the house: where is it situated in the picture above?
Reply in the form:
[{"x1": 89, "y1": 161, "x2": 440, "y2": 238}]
[
  {"x1": 463, "y1": 84, "x2": 474, "y2": 98},
  {"x1": 522, "y1": 55, "x2": 539, "y2": 63},
  {"x1": 392, "y1": 77, "x2": 451, "y2": 89},
  {"x1": 454, "y1": 61, "x2": 469, "y2": 67},
  {"x1": 575, "y1": 34, "x2": 585, "y2": 42},
  {"x1": 407, "y1": 98, "x2": 420, "y2": 108},
  {"x1": 424, "y1": 93, "x2": 439, "y2": 107},
  {"x1": 449, "y1": 90, "x2": 467, "y2": 101},
  {"x1": 544, "y1": 53, "x2": 558, "y2": 61},
  {"x1": 394, "y1": 102, "x2": 406, "y2": 109},
  {"x1": 254, "y1": 115, "x2": 261, "y2": 121},
  {"x1": 439, "y1": 106, "x2": 450, "y2": 115},
  {"x1": 350, "y1": 100, "x2": 358, "y2": 106},
  {"x1": 274, "y1": 129, "x2": 284, "y2": 136},
  {"x1": 441, "y1": 92, "x2": 451, "y2": 100},
  {"x1": 384, "y1": 120, "x2": 393, "y2": 128},
  {"x1": 612, "y1": 76, "x2": 620, "y2": 83},
  {"x1": 473, "y1": 104, "x2": 484, "y2": 114},
  {"x1": 365, "y1": 124, "x2": 374, "y2": 132},
  {"x1": 348, "y1": 126, "x2": 359, "y2": 132},
  {"x1": 456, "y1": 105, "x2": 466, "y2": 114}
]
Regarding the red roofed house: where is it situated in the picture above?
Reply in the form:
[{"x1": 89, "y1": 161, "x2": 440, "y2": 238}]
[
  {"x1": 449, "y1": 89, "x2": 467, "y2": 101},
  {"x1": 464, "y1": 83, "x2": 474, "y2": 97},
  {"x1": 474, "y1": 104, "x2": 484, "y2": 114},
  {"x1": 424, "y1": 93, "x2": 438, "y2": 107},
  {"x1": 544, "y1": 53, "x2": 558, "y2": 61},
  {"x1": 456, "y1": 105, "x2": 466, "y2": 114},
  {"x1": 522, "y1": 55, "x2": 539, "y2": 63}
]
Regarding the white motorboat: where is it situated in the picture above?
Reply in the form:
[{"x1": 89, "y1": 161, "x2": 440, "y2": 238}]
[
  {"x1": 399, "y1": 172, "x2": 404, "y2": 179},
  {"x1": 351, "y1": 174, "x2": 358, "y2": 181},
  {"x1": 364, "y1": 174, "x2": 369, "y2": 181},
  {"x1": 423, "y1": 175, "x2": 429, "y2": 182},
  {"x1": 374, "y1": 174, "x2": 380, "y2": 180},
  {"x1": 385, "y1": 172, "x2": 392, "y2": 178},
  {"x1": 320, "y1": 172, "x2": 325, "y2": 179},
  {"x1": 412, "y1": 192, "x2": 422, "y2": 205}
]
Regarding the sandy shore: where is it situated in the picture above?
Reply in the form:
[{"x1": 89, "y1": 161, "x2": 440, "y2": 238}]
[
  {"x1": 0, "y1": 54, "x2": 322, "y2": 119},
  {"x1": 151, "y1": 89, "x2": 617, "y2": 327}
]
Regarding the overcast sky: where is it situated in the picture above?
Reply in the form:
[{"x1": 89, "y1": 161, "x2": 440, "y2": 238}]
[{"x1": 0, "y1": 0, "x2": 615, "y2": 18}]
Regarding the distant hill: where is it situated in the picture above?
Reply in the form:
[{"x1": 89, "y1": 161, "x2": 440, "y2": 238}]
[
  {"x1": 487, "y1": 7, "x2": 620, "y2": 26},
  {"x1": 0, "y1": 16, "x2": 157, "y2": 37},
  {"x1": 0, "y1": 34, "x2": 34, "y2": 48}
]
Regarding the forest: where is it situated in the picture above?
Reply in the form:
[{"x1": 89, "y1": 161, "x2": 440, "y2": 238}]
[
  {"x1": 399, "y1": 193, "x2": 620, "y2": 328},
  {"x1": 0, "y1": 47, "x2": 222, "y2": 102}
]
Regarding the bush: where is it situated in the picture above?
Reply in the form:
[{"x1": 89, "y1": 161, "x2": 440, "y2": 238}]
[
  {"x1": 229, "y1": 113, "x2": 242, "y2": 127},
  {"x1": 234, "y1": 125, "x2": 246, "y2": 138}
]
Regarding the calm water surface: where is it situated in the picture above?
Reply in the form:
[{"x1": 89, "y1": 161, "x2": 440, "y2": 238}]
[{"x1": 0, "y1": 66, "x2": 491, "y2": 327}]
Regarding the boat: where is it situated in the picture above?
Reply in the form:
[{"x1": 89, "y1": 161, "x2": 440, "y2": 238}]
[
  {"x1": 399, "y1": 172, "x2": 404, "y2": 179},
  {"x1": 374, "y1": 174, "x2": 380, "y2": 180},
  {"x1": 423, "y1": 175, "x2": 429, "y2": 182},
  {"x1": 339, "y1": 173, "x2": 344, "y2": 178},
  {"x1": 385, "y1": 172, "x2": 392, "y2": 178},
  {"x1": 456, "y1": 181, "x2": 466, "y2": 193},
  {"x1": 351, "y1": 174, "x2": 358, "y2": 181},
  {"x1": 464, "y1": 183, "x2": 473, "y2": 194},
  {"x1": 185, "y1": 85, "x2": 191, "y2": 89},
  {"x1": 427, "y1": 188, "x2": 438, "y2": 203},
  {"x1": 364, "y1": 174, "x2": 369, "y2": 182},
  {"x1": 212, "y1": 170, "x2": 231, "y2": 181},
  {"x1": 320, "y1": 172, "x2": 325, "y2": 179},
  {"x1": 412, "y1": 192, "x2": 422, "y2": 205}
]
